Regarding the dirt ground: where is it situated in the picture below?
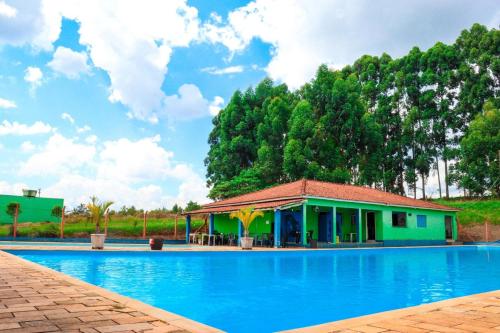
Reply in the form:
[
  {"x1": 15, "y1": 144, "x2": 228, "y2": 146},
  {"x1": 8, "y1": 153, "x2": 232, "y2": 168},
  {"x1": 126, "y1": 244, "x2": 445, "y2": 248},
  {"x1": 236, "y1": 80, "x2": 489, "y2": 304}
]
[{"x1": 458, "y1": 223, "x2": 500, "y2": 242}]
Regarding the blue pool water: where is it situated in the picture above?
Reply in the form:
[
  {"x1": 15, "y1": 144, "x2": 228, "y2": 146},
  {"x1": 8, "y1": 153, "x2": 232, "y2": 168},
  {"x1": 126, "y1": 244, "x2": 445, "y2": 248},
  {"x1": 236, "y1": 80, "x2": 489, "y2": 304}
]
[
  {"x1": 0, "y1": 241, "x2": 190, "y2": 248},
  {"x1": 8, "y1": 246, "x2": 500, "y2": 333}
]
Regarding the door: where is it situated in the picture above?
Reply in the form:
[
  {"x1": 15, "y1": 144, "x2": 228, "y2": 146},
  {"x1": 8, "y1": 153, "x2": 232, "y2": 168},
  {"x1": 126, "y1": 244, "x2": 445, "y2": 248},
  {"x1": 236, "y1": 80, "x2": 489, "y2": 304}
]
[
  {"x1": 367, "y1": 212, "x2": 376, "y2": 241},
  {"x1": 445, "y1": 216, "x2": 453, "y2": 239},
  {"x1": 318, "y1": 212, "x2": 331, "y2": 242},
  {"x1": 282, "y1": 211, "x2": 301, "y2": 244}
]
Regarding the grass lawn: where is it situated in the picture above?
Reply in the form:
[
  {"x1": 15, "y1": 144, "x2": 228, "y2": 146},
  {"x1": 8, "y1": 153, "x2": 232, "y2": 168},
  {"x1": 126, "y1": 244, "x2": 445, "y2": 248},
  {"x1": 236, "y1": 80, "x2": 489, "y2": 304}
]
[
  {"x1": 433, "y1": 198, "x2": 500, "y2": 225},
  {"x1": 0, "y1": 215, "x2": 205, "y2": 238}
]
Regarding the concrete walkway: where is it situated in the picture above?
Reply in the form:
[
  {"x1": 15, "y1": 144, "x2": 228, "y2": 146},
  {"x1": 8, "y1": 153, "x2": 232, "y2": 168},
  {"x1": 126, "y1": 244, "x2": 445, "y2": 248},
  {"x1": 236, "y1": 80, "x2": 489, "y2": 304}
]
[
  {"x1": 0, "y1": 251, "x2": 221, "y2": 333},
  {"x1": 282, "y1": 290, "x2": 500, "y2": 333}
]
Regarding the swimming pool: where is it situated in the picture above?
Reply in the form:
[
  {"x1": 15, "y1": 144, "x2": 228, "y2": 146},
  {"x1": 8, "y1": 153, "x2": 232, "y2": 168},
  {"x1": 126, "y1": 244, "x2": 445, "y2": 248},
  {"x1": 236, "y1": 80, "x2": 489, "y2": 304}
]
[
  {"x1": 9, "y1": 246, "x2": 500, "y2": 333},
  {"x1": 0, "y1": 241, "x2": 191, "y2": 248}
]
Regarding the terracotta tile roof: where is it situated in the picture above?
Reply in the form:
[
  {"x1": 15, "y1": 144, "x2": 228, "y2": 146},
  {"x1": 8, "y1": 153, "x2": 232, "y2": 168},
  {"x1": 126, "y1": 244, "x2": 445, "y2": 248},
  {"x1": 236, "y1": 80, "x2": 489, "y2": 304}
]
[{"x1": 196, "y1": 179, "x2": 458, "y2": 213}]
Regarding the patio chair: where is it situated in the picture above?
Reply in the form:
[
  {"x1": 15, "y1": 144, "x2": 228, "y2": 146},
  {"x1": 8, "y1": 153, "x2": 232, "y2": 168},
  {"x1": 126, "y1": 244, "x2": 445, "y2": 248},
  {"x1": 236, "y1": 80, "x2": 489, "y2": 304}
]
[
  {"x1": 260, "y1": 233, "x2": 269, "y2": 247},
  {"x1": 228, "y1": 233, "x2": 236, "y2": 246},
  {"x1": 255, "y1": 234, "x2": 263, "y2": 247}
]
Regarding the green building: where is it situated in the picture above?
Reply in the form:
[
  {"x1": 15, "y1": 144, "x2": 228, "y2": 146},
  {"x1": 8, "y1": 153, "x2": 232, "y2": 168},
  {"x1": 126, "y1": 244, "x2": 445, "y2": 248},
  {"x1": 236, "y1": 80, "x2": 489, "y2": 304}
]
[
  {"x1": 0, "y1": 190, "x2": 64, "y2": 224},
  {"x1": 186, "y1": 179, "x2": 459, "y2": 247}
]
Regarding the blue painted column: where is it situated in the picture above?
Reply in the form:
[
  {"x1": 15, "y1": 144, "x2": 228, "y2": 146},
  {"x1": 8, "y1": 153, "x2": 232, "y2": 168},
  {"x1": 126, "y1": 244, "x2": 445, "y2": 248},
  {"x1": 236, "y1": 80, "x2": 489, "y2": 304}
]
[
  {"x1": 185, "y1": 214, "x2": 191, "y2": 244},
  {"x1": 274, "y1": 209, "x2": 281, "y2": 248},
  {"x1": 302, "y1": 203, "x2": 307, "y2": 246},
  {"x1": 238, "y1": 219, "x2": 242, "y2": 245},
  {"x1": 331, "y1": 206, "x2": 337, "y2": 244},
  {"x1": 208, "y1": 213, "x2": 215, "y2": 235},
  {"x1": 357, "y1": 208, "x2": 362, "y2": 243}
]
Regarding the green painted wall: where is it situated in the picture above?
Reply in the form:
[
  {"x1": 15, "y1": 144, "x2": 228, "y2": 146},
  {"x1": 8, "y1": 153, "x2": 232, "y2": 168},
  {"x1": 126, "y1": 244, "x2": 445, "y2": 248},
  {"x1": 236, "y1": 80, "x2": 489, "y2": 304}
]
[
  {"x1": 212, "y1": 197, "x2": 457, "y2": 242},
  {"x1": 306, "y1": 198, "x2": 457, "y2": 241},
  {"x1": 0, "y1": 195, "x2": 64, "y2": 224},
  {"x1": 213, "y1": 211, "x2": 273, "y2": 235}
]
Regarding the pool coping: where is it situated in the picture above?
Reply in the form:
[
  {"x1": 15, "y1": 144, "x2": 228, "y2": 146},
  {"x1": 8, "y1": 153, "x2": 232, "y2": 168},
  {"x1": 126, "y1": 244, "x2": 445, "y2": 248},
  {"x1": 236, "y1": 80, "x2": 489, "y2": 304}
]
[
  {"x1": 279, "y1": 289, "x2": 500, "y2": 332},
  {"x1": 0, "y1": 249, "x2": 223, "y2": 333},
  {"x1": 0, "y1": 242, "x2": 481, "y2": 252}
]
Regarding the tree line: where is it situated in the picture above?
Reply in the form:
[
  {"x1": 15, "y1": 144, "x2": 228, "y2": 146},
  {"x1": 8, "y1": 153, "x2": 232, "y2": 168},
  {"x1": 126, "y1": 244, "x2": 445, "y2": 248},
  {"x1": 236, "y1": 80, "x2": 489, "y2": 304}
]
[
  {"x1": 69, "y1": 201, "x2": 202, "y2": 216},
  {"x1": 205, "y1": 24, "x2": 499, "y2": 200}
]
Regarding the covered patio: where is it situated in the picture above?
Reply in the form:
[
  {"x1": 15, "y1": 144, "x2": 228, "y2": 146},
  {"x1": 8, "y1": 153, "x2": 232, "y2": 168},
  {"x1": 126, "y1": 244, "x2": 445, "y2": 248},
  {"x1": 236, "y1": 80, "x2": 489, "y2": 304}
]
[{"x1": 185, "y1": 203, "x2": 382, "y2": 248}]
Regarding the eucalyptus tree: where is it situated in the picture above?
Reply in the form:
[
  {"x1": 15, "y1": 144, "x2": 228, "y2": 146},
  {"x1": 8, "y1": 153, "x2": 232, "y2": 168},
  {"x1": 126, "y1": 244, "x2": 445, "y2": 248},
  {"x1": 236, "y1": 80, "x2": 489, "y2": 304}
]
[
  {"x1": 452, "y1": 101, "x2": 500, "y2": 196},
  {"x1": 420, "y1": 42, "x2": 460, "y2": 198}
]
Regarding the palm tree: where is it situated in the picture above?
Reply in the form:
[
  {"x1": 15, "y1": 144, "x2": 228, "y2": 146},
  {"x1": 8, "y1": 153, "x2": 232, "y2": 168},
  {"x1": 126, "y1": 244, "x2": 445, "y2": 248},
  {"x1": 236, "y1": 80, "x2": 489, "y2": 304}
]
[
  {"x1": 87, "y1": 196, "x2": 114, "y2": 234},
  {"x1": 229, "y1": 207, "x2": 264, "y2": 238}
]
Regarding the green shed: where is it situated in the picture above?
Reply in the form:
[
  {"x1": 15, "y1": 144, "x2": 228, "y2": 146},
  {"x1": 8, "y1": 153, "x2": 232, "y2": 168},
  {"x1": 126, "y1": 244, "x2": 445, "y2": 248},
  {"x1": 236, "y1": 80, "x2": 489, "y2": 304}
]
[{"x1": 0, "y1": 191, "x2": 64, "y2": 225}]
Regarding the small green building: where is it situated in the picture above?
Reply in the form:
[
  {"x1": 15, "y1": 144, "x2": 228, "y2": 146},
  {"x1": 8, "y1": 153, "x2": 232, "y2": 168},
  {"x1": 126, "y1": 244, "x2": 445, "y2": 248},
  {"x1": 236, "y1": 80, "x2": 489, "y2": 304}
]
[
  {"x1": 187, "y1": 179, "x2": 459, "y2": 247},
  {"x1": 0, "y1": 190, "x2": 64, "y2": 225}
]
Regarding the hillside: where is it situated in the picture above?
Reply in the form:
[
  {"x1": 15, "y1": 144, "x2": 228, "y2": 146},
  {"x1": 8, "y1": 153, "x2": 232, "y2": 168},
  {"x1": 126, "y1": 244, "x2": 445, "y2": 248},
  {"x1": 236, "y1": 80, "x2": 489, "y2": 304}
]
[{"x1": 433, "y1": 198, "x2": 500, "y2": 225}]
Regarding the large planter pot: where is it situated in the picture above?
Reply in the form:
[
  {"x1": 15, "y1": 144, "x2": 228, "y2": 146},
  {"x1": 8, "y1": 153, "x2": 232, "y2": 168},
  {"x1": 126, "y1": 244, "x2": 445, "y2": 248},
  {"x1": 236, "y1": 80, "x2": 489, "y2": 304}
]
[
  {"x1": 149, "y1": 238, "x2": 164, "y2": 250},
  {"x1": 240, "y1": 236, "x2": 254, "y2": 250},
  {"x1": 91, "y1": 233, "x2": 106, "y2": 250}
]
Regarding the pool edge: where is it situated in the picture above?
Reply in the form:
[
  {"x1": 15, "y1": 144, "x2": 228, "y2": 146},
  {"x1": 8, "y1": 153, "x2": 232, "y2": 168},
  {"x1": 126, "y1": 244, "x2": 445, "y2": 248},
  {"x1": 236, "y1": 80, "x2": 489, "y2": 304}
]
[
  {"x1": 279, "y1": 289, "x2": 500, "y2": 332},
  {"x1": 0, "y1": 250, "x2": 224, "y2": 333}
]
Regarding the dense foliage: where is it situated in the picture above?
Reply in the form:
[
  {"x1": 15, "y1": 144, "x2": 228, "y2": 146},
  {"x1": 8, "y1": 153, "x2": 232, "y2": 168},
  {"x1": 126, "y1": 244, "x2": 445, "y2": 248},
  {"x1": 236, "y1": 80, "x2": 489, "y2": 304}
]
[{"x1": 205, "y1": 24, "x2": 499, "y2": 200}]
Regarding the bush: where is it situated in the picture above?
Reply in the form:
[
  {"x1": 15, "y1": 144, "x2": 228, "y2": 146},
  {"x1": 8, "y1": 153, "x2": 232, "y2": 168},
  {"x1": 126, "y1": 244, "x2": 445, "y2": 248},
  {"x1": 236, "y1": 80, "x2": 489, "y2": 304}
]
[{"x1": 36, "y1": 223, "x2": 60, "y2": 238}]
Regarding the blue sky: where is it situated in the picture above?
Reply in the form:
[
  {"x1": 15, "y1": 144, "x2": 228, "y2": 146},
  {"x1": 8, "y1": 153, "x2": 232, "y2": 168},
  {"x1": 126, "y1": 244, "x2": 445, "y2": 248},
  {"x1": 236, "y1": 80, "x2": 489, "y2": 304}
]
[{"x1": 0, "y1": 0, "x2": 498, "y2": 208}]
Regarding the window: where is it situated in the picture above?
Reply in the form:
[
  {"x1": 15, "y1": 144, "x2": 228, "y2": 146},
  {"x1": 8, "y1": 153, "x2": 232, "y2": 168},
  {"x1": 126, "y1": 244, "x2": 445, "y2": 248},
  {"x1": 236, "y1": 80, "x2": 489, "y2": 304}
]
[
  {"x1": 392, "y1": 212, "x2": 406, "y2": 227},
  {"x1": 417, "y1": 215, "x2": 427, "y2": 228}
]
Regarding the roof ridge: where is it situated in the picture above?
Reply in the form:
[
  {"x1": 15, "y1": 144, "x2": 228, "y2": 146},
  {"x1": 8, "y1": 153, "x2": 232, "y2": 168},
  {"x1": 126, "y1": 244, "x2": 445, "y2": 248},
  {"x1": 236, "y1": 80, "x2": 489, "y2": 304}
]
[{"x1": 301, "y1": 178, "x2": 307, "y2": 195}]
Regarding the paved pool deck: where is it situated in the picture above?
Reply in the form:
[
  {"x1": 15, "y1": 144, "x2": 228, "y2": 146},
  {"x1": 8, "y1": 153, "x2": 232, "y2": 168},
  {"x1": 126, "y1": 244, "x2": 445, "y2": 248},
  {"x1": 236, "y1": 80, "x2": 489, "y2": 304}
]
[
  {"x1": 281, "y1": 290, "x2": 500, "y2": 333},
  {"x1": 0, "y1": 246, "x2": 499, "y2": 333},
  {"x1": 0, "y1": 250, "x2": 221, "y2": 333}
]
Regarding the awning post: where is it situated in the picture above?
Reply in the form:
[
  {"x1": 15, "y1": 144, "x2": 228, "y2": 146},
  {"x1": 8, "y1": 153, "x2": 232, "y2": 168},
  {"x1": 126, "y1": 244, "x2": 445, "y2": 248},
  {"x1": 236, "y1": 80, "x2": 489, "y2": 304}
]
[
  {"x1": 209, "y1": 213, "x2": 215, "y2": 236},
  {"x1": 274, "y1": 209, "x2": 281, "y2": 248},
  {"x1": 185, "y1": 214, "x2": 191, "y2": 244}
]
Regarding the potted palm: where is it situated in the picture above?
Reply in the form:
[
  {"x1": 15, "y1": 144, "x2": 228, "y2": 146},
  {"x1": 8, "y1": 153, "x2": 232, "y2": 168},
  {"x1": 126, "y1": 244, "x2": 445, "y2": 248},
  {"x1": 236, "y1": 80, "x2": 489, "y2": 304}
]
[
  {"x1": 230, "y1": 207, "x2": 264, "y2": 250},
  {"x1": 87, "y1": 196, "x2": 113, "y2": 249}
]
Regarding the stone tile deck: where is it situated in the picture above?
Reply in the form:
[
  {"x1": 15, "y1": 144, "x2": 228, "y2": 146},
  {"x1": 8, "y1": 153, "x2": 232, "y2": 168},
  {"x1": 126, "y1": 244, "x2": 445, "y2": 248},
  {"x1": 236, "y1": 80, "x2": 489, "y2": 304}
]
[
  {"x1": 282, "y1": 290, "x2": 500, "y2": 333},
  {"x1": 0, "y1": 251, "x2": 221, "y2": 333}
]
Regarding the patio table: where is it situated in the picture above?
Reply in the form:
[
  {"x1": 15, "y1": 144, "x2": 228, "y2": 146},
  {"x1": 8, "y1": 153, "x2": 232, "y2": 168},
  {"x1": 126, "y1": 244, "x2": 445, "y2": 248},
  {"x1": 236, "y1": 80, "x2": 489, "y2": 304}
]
[
  {"x1": 201, "y1": 233, "x2": 216, "y2": 246},
  {"x1": 189, "y1": 233, "x2": 197, "y2": 244}
]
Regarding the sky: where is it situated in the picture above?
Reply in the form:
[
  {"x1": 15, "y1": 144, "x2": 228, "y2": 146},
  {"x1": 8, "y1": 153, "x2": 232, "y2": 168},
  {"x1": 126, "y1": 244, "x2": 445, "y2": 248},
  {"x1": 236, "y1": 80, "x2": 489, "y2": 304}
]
[{"x1": 0, "y1": 0, "x2": 498, "y2": 209}]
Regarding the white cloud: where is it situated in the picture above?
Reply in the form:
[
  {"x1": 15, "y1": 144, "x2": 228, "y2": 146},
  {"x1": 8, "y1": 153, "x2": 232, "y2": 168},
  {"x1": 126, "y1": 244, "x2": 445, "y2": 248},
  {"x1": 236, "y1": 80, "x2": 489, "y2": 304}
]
[
  {"x1": 201, "y1": 65, "x2": 244, "y2": 75},
  {"x1": 77, "y1": 125, "x2": 91, "y2": 133},
  {"x1": 0, "y1": 120, "x2": 54, "y2": 135},
  {"x1": 61, "y1": 112, "x2": 75, "y2": 124},
  {"x1": 1, "y1": 1, "x2": 202, "y2": 121},
  {"x1": 55, "y1": 0, "x2": 201, "y2": 122},
  {"x1": 0, "y1": 180, "x2": 28, "y2": 195},
  {"x1": 24, "y1": 66, "x2": 43, "y2": 94},
  {"x1": 0, "y1": 0, "x2": 60, "y2": 51},
  {"x1": 0, "y1": 1, "x2": 17, "y2": 18},
  {"x1": 209, "y1": 96, "x2": 224, "y2": 116},
  {"x1": 15, "y1": 133, "x2": 209, "y2": 209},
  {"x1": 97, "y1": 135, "x2": 173, "y2": 183},
  {"x1": 48, "y1": 46, "x2": 91, "y2": 79},
  {"x1": 0, "y1": 97, "x2": 17, "y2": 109},
  {"x1": 85, "y1": 134, "x2": 97, "y2": 144},
  {"x1": 19, "y1": 133, "x2": 95, "y2": 176},
  {"x1": 20, "y1": 141, "x2": 35, "y2": 152},
  {"x1": 162, "y1": 84, "x2": 223, "y2": 120},
  {"x1": 205, "y1": 0, "x2": 500, "y2": 88}
]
